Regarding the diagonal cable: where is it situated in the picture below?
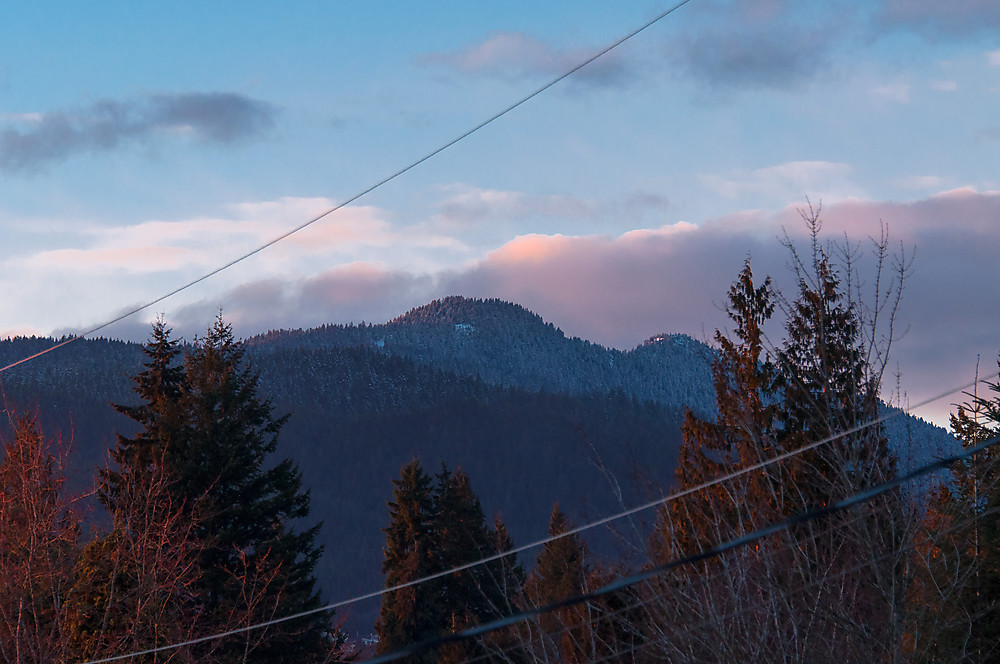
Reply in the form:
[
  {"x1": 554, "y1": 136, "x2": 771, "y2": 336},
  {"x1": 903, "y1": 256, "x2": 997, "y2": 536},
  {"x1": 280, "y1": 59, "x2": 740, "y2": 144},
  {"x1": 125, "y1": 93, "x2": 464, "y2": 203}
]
[
  {"x1": 77, "y1": 375, "x2": 971, "y2": 664},
  {"x1": 1, "y1": 0, "x2": 695, "y2": 374},
  {"x1": 360, "y1": 429, "x2": 1000, "y2": 663}
]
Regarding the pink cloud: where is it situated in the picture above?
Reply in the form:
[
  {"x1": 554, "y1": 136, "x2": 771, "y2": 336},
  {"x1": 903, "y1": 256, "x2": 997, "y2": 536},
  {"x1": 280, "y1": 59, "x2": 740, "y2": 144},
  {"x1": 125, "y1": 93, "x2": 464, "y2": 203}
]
[
  {"x1": 28, "y1": 245, "x2": 191, "y2": 273},
  {"x1": 118, "y1": 190, "x2": 999, "y2": 426},
  {"x1": 421, "y1": 31, "x2": 628, "y2": 87}
]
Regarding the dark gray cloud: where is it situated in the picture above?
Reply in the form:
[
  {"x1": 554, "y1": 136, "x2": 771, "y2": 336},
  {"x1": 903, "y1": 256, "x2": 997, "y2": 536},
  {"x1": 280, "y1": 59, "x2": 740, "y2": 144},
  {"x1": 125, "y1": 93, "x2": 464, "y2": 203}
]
[
  {"x1": 876, "y1": 0, "x2": 1000, "y2": 38},
  {"x1": 420, "y1": 31, "x2": 631, "y2": 89},
  {"x1": 670, "y1": 26, "x2": 833, "y2": 92},
  {"x1": 0, "y1": 92, "x2": 276, "y2": 173}
]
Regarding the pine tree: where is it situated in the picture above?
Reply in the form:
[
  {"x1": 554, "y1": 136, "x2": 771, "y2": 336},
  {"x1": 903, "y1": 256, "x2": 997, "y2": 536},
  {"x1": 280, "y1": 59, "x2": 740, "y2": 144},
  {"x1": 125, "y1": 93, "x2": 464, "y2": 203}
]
[
  {"x1": 101, "y1": 317, "x2": 186, "y2": 511},
  {"x1": 776, "y1": 248, "x2": 894, "y2": 507},
  {"x1": 526, "y1": 504, "x2": 589, "y2": 662},
  {"x1": 434, "y1": 466, "x2": 520, "y2": 664},
  {"x1": 175, "y1": 314, "x2": 331, "y2": 664},
  {"x1": 86, "y1": 316, "x2": 336, "y2": 664},
  {"x1": 654, "y1": 258, "x2": 781, "y2": 560},
  {"x1": 376, "y1": 460, "x2": 439, "y2": 663},
  {"x1": 377, "y1": 463, "x2": 524, "y2": 663},
  {"x1": 651, "y1": 213, "x2": 909, "y2": 663},
  {"x1": 434, "y1": 466, "x2": 500, "y2": 623}
]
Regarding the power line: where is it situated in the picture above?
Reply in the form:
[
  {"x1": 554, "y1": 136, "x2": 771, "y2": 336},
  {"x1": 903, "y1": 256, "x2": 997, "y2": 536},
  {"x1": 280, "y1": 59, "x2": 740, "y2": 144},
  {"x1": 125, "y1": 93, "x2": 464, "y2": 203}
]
[
  {"x1": 1, "y1": 0, "x2": 695, "y2": 375},
  {"x1": 76, "y1": 375, "x2": 973, "y2": 664},
  {"x1": 359, "y1": 429, "x2": 1000, "y2": 664},
  {"x1": 451, "y1": 510, "x2": 880, "y2": 664}
]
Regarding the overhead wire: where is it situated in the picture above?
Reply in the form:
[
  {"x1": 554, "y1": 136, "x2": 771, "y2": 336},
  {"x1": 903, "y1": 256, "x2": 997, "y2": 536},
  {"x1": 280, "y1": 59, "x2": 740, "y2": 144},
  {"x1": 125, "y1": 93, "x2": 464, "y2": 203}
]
[
  {"x1": 447, "y1": 510, "x2": 880, "y2": 664},
  {"x1": 357, "y1": 429, "x2": 1000, "y2": 664},
  {"x1": 439, "y1": 487, "x2": 1000, "y2": 664},
  {"x1": 0, "y1": 0, "x2": 696, "y2": 375},
  {"x1": 462, "y1": 504, "x2": 985, "y2": 664},
  {"x1": 3, "y1": 1, "x2": 972, "y2": 661},
  {"x1": 77, "y1": 374, "x2": 978, "y2": 664}
]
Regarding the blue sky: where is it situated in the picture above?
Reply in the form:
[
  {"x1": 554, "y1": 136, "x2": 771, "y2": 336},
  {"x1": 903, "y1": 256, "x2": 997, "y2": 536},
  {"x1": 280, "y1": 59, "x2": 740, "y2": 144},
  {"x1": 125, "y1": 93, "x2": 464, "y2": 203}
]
[{"x1": 1, "y1": 0, "x2": 998, "y2": 424}]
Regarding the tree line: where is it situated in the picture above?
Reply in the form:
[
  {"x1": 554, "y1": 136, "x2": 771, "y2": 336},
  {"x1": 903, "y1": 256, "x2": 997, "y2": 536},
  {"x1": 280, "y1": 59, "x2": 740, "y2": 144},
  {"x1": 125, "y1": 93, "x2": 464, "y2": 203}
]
[
  {"x1": 2, "y1": 210, "x2": 998, "y2": 662},
  {"x1": 372, "y1": 212, "x2": 1000, "y2": 662}
]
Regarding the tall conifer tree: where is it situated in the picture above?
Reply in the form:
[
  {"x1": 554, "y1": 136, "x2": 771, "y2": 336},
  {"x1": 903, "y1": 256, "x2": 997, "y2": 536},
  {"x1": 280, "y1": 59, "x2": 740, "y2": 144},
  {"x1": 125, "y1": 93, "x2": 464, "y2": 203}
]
[
  {"x1": 101, "y1": 317, "x2": 186, "y2": 510},
  {"x1": 90, "y1": 316, "x2": 336, "y2": 664},
  {"x1": 527, "y1": 504, "x2": 589, "y2": 662},
  {"x1": 376, "y1": 460, "x2": 439, "y2": 663},
  {"x1": 655, "y1": 258, "x2": 781, "y2": 560},
  {"x1": 177, "y1": 315, "x2": 331, "y2": 663}
]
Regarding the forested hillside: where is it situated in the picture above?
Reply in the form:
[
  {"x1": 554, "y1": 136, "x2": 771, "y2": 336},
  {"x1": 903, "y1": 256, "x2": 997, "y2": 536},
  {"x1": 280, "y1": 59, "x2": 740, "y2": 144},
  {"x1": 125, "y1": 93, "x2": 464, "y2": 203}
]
[
  {"x1": 0, "y1": 296, "x2": 959, "y2": 637},
  {"x1": 249, "y1": 296, "x2": 718, "y2": 416}
]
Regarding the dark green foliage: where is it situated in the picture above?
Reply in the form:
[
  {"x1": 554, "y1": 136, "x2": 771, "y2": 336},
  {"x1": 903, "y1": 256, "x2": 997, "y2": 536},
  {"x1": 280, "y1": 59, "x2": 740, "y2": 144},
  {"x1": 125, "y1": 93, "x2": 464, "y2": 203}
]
[
  {"x1": 376, "y1": 461, "x2": 439, "y2": 663},
  {"x1": 776, "y1": 248, "x2": 896, "y2": 508},
  {"x1": 433, "y1": 467, "x2": 497, "y2": 625},
  {"x1": 176, "y1": 316, "x2": 331, "y2": 663},
  {"x1": 377, "y1": 462, "x2": 525, "y2": 663},
  {"x1": 102, "y1": 317, "x2": 186, "y2": 511},
  {"x1": 88, "y1": 316, "x2": 335, "y2": 664}
]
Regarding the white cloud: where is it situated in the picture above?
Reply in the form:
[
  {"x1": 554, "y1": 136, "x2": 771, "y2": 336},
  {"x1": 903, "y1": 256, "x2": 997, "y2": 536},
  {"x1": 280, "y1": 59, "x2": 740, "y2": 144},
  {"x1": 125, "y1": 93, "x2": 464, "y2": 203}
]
[
  {"x1": 700, "y1": 161, "x2": 859, "y2": 204},
  {"x1": 0, "y1": 112, "x2": 44, "y2": 123},
  {"x1": 930, "y1": 79, "x2": 958, "y2": 91},
  {"x1": 988, "y1": 49, "x2": 1000, "y2": 66},
  {"x1": 872, "y1": 82, "x2": 912, "y2": 104},
  {"x1": 16, "y1": 197, "x2": 407, "y2": 277},
  {"x1": 892, "y1": 174, "x2": 945, "y2": 190},
  {"x1": 433, "y1": 184, "x2": 595, "y2": 226}
]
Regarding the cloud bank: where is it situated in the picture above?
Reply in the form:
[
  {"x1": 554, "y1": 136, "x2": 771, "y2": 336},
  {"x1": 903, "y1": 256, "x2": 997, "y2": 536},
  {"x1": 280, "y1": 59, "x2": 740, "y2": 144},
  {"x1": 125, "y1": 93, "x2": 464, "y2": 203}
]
[
  {"x1": 135, "y1": 189, "x2": 997, "y2": 425},
  {"x1": 877, "y1": 0, "x2": 1000, "y2": 37},
  {"x1": 0, "y1": 92, "x2": 276, "y2": 173}
]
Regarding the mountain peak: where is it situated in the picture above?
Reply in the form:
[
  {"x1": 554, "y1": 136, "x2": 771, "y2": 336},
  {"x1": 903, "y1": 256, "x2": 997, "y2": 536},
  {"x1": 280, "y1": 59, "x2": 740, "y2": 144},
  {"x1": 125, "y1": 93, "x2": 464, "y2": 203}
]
[{"x1": 390, "y1": 296, "x2": 544, "y2": 328}]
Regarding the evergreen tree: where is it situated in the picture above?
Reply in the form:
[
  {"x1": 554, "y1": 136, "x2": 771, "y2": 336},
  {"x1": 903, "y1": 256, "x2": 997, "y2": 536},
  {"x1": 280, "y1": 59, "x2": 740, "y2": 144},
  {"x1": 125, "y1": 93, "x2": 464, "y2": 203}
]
[
  {"x1": 63, "y1": 320, "x2": 206, "y2": 662},
  {"x1": 652, "y1": 214, "x2": 908, "y2": 663},
  {"x1": 488, "y1": 517, "x2": 525, "y2": 615},
  {"x1": 434, "y1": 467, "x2": 500, "y2": 625},
  {"x1": 377, "y1": 462, "x2": 525, "y2": 663},
  {"x1": 654, "y1": 258, "x2": 781, "y2": 560},
  {"x1": 176, "y1": 315, "x2": 331, "y2": 663},
  {"x1": 480, "y1": 517, "x2": 527, "y2": 663},
  {"x1": 776, "y1": 246, "x2": 894, "y2": 507},
  {"x1": 526, "y1": 504, "x2": 589, "y2": 662},
  {"x1": 101, "y1": 317, "x2": 186, "y2": 511},
  {"x1": 88, "y1": 316, "x2": 336, "y2": 664},
  {"x1": 433, "y1": 466, "x2": 518, "y2": 664},
  {"x1": 916, "y1": 363, "x2": 1000, "y2": 661},
  {"x1": 376, "y1": 460, "x2": 440, "y2": 663}
]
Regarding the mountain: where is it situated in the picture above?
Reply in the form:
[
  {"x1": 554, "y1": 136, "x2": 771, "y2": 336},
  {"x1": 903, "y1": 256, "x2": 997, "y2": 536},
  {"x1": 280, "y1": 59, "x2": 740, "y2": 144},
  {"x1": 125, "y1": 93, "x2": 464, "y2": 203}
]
[
  {"x1": 0, "y1": 296, "x2": 959, "y2": 632},
  {"x1": 249, "y1": 296, "x2": 719, "y2": 416}
]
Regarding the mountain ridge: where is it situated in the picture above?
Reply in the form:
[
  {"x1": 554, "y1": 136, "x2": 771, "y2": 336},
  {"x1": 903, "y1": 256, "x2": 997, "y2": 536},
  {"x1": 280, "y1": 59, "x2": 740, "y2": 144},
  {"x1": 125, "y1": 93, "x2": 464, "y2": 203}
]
[{"x1": 0, "y1": 294, "x2": 960, "y2": 632}]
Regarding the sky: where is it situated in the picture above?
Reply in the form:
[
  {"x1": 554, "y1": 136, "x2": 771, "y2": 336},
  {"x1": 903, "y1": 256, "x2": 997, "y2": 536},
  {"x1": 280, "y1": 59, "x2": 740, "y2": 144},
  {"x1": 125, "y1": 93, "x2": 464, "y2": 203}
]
[{"x1": 1, "y1": 0, "x2": 998, "y2": 426}]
